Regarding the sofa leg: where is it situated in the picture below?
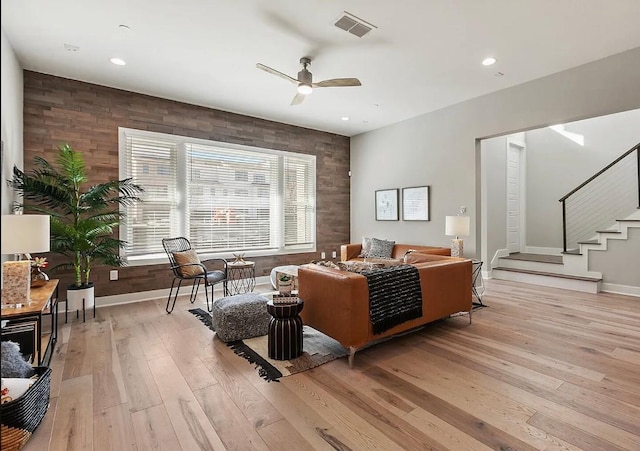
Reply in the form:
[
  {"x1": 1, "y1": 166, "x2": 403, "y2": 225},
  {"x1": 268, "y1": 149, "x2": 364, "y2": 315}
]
[
  {"x1": 469, "y1": 307, "x2": 473, "y2": 324},
  {"x1": 348, "y1": 347, "x2": 357, "y2": 369}
]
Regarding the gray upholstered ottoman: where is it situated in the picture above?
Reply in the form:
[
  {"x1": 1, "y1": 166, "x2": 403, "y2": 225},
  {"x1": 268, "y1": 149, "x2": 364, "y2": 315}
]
[{"x1": 211, "y1": 293, "x2": 271, "y2": 342}]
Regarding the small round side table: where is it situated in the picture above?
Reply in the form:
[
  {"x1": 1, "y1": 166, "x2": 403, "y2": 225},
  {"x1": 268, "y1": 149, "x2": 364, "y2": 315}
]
[
  {"x1": 226, "y1": 260, "x2": 256, "y2": 295},
  {"x1": 266, "y1": 299, "x2": 304, "y2": 360}
]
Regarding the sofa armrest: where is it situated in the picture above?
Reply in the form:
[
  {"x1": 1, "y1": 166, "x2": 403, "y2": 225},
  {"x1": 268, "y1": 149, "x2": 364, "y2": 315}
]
[
  {"x1": 298, "y1": 264, "x2": 370, "y2": 349},
  {"x1": 341, "y1": 243, "x2": 362, "y2": 261}
]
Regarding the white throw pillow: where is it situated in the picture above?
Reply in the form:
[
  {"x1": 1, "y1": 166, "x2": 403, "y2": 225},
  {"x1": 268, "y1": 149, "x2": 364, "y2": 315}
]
[
  {"x1": 359, "y1": 237, "x2": 373, "y2": 257},
  {"x1": 1, "y1": 377, "x2": 37, "y2": 404}
]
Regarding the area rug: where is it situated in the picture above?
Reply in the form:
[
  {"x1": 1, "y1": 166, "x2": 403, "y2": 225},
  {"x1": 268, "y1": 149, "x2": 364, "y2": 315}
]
[
  {"x1": 187, "y1": 309, "x2": 348, "y2": 382},
  {"x1": 189, "y1": 308, "x2": 215, "y2": 329},
  {"x1": 228, "y1": 326, "x2": 349, "y2": 382}
]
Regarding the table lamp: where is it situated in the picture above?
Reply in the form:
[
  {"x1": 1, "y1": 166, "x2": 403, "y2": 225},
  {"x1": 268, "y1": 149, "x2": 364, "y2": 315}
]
[
  {"x1": 445, "y1": 214, "x2": 470, "y2": 258},
  {"x1": 1, "y1": 214, "x2": 50, "y2": 304}
]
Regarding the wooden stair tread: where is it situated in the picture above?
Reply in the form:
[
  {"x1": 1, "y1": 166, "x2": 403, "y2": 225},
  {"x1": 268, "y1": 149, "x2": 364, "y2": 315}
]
[
  {"x1": 596, "y1": 230, "x2": 621, "y2": 234},
  {"x1": 493, "y1": 266, "x2": 601, "y2": 282},
  {"x1": 501, "y1": 253, "x2": 563, "y2": 264},
  {"x1": 577, "y1": 240, "x2": 600, "y2": 245},
  {"x1": 562, "y1": 249, "x2": 582, "y2": 255}
]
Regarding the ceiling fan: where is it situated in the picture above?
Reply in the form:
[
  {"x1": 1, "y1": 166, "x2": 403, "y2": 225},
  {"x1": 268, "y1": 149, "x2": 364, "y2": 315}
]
[{"x1": 256, "y1": 57, "x2": 361, "y2": 105}]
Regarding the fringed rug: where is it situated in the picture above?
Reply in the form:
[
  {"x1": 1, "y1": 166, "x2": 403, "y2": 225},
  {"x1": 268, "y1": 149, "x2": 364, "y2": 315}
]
[
  {"x1": 227, "y1": 326, "x2": 349, "y2": 382},
  {"x1": 188, "y1": 308, "x2": 347, "y2": 382},
  {"x1": 189, "y1": 308, "x2": 215, "y2": 329}
]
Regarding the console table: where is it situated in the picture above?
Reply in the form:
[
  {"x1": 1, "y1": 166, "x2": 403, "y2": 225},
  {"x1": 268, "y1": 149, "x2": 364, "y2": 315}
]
[{"x1": 1, "y1": 279, "x2": 59, "y2": 366}]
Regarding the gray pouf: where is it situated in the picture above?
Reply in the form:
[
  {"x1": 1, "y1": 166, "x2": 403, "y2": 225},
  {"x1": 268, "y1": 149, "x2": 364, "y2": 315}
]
[{"x1": 211, "y1": 293, "x2": 271, "y2": 342}]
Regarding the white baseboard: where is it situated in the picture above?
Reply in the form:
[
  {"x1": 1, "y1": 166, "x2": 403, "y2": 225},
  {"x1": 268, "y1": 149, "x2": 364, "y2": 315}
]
[
  {"x1": 600, "y1": 283, "x2": 640, "y2": 297},
  {"x1": 524, "y1": 246, "x2": 563, "y2": 255},
  {"x1": 92, "y1": 275, "x2": 273, "y2": 308}
]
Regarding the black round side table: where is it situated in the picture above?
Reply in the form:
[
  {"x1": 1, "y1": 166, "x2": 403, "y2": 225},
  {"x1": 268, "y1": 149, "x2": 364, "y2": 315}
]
[{"x1": 266, "y1": 299, "x2": 304, "y2": 360}]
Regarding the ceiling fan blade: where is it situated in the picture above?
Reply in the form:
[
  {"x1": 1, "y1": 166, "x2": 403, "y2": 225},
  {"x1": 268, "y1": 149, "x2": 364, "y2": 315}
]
[
  {"x1": 291, "y1": 92, "x2": 306, "y2": 106},
  {"x1": 313, "y1": 78, "x2": 362, "y2": 88},
  {"x1": 256, "y1": 63, "x2": 298, "y2": 84}
]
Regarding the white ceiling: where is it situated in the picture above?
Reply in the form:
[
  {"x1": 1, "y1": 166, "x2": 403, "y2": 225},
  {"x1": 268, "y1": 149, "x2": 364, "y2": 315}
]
[{"x1": 2, "y1": 0, "x2": 640, "y2": 137}]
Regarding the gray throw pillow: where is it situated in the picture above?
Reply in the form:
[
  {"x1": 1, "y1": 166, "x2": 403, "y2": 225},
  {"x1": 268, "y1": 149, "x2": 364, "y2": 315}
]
[
  {"x1": 1, "y1": 341, "x2": 35, "y2": 378},
  {"x1": 368, "y1": 238, "x2": 395, "y2": 258}
]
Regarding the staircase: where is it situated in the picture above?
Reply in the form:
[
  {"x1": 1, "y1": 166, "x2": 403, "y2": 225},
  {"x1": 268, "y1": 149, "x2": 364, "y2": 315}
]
[
  {"x1": 493, "y1": 214, "x2": 640, "y2": 293},
  {"x1": 492, "y1": 143, "x2": 640, "y2": 294}
]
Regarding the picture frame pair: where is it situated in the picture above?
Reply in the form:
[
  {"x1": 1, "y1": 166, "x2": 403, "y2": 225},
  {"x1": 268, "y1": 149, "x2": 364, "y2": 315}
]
[{"x1": 375, "y1": 186, "x2": 430, "y2": 221}]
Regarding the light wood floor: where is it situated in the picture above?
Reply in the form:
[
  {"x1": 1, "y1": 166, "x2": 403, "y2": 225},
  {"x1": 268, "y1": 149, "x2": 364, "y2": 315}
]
[{"x1": 25, "y1": 279, "x2": 640, "y2": 450}]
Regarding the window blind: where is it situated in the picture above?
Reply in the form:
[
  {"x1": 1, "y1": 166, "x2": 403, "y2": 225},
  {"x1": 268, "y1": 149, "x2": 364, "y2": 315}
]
[
  {"x1": 119, "y1": 128, "x2": 316, "y2": 260},
  {"x1": 121, "y1": 133, "x2": 178, "y2": 256},
  {"x1": 284, "y1": 155, "x2": 316, "y2": 247},
  {"x1": 186, "y1": 143, "x2": 279, "y2": 253}
]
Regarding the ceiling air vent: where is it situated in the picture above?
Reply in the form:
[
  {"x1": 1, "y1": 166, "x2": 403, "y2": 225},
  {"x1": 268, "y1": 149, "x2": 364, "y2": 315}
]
[{"x1": 334, "y1": 12, "x2": 377, "y2": 38}]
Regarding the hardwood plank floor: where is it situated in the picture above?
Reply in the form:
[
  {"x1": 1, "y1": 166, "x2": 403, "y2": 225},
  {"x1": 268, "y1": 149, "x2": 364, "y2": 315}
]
[{"x1": 24, "y1": 279, "x2": 640, "y2": 450}]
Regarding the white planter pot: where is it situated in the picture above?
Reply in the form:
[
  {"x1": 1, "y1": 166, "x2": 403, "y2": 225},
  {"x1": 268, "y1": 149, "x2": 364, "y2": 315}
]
[{"x1": 67, "y1": 284, "x2": 95, "y2": 311}]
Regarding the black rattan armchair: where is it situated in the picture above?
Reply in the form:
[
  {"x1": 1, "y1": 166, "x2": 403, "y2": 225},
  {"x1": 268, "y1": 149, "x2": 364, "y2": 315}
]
[{"x1": 162, "y1": 237, "x2": 228, "y2": 313}]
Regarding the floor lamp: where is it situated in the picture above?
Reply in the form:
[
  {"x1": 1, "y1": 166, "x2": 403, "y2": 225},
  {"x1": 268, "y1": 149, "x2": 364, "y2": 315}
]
[
  {"x1": 445, "y1": 214, "x2": 470, "y2": 258},
  {"x1": 1, "y1": 215, "x2": 50, "y2": 305}
]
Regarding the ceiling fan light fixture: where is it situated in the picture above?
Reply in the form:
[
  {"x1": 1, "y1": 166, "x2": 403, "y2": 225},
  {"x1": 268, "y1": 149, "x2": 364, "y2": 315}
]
[{"x1": 297, "y1": 83, "x2": 313, "y2": 95}]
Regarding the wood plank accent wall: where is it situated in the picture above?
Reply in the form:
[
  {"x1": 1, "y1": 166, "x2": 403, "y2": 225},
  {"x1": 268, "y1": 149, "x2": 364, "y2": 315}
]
[{"x1": 22, "y1": 71, "x2": 350, "y2": 297}]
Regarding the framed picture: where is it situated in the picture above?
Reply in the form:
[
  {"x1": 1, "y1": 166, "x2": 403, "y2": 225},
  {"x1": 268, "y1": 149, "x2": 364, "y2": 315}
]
[
  {"x1": 375, "y1": 189, "x2": 399, "y2": 221},
  {"x1": 402, "y1": 186, "x2": 430, "y2": 221}
]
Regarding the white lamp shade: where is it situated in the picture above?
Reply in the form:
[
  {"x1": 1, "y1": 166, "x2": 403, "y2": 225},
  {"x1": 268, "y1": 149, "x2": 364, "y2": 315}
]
[
  {"x1": 445, "y1": 215, "x2": 470, "y2": 237},
  {"x1": 1, "y1": 215, "x2": 51, "y2": 254}
]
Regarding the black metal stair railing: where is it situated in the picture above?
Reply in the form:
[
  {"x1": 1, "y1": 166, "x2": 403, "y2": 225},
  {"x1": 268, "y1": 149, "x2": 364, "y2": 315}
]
[{"x1": 559, "y1": 143, "x2": 640, "y2": 253}]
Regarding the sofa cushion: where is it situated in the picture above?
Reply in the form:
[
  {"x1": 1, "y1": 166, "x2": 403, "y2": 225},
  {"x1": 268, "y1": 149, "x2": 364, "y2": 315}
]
[
  {"x1": 368, "y1": 238, "x2": 395, "y2": 258},
  {"x1": 173, "y1": 249, "x2": 205, "y2": 277}
]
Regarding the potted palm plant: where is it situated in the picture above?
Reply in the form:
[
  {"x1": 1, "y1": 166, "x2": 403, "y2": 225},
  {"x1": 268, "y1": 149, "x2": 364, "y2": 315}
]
[{"x1": 11, "y1": 143, "x2": 143, "y2": 311}]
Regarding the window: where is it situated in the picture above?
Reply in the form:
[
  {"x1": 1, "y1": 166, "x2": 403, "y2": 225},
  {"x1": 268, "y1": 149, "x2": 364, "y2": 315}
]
[{"x1": 119, "y1": 128, "x2": 316, "y2": 261}]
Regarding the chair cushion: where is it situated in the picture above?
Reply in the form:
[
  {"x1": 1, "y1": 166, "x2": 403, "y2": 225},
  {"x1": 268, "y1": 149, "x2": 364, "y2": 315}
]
[
  {"x1": 206, "y1": 270, "x2": 226, "y2": 284},
  {"x1": 173, "y1": 249, "x2": 204, "y2": 277}
]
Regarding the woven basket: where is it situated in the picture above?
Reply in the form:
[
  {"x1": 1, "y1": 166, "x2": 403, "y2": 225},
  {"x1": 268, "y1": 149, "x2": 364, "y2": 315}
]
[{"x1": 1, "y1": 367, "x2": 52, "y2": 451}]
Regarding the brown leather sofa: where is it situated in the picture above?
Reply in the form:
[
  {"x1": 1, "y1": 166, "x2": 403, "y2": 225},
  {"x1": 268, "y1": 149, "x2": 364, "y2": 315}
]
[
  {"x1": 298, "y1": 253, "x2": 472, "y2": 368},
  {"x1": 340, "y1": 242, "x2": 451, "y2": 261}
]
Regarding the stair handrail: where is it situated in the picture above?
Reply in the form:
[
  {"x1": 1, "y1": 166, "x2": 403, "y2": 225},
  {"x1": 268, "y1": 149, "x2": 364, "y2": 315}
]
[{"x1": 559, "y1": 142, "x2": 640, "y2": 252}]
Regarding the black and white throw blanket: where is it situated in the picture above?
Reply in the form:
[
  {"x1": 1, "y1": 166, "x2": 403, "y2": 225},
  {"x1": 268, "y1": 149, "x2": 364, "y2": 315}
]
[{"x1": 360, "y1": 264, "x2": 423, "y2": 335}]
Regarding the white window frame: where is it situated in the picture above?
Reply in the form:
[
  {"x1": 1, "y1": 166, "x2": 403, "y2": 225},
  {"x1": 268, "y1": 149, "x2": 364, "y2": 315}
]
[{"x1": 118, "y1": 127, "x2": 316, "y2": 265}]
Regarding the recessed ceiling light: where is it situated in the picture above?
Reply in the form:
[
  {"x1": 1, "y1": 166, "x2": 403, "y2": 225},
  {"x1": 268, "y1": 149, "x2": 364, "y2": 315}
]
[
  {"x1": 341, "y1": 116, "x2": 350, "y2": 121},
  {"x1": 482, "y1": 57, "x2": 497, "y2": 66},
  {"x1": 64, "y1": 44, "x2": 80, "y2": 52},
  {"x1": 110, "y1": 57, "x2": 126, "y2": 66}
]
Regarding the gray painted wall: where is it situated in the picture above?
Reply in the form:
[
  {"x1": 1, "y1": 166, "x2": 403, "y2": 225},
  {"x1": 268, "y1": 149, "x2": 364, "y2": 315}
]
[
  {"x1": 480, "y1": 135, "x2": 509, "y2": 265},
  {"x1": 526, "y1": 109, "x2": 640, "y2": 248},
  {"x1": 351, "y1": 47, "x2": 640, "y2": 267},
  {"x1": 589, "y1": 227, "x2": 640, "y2": 287},
  {"x1": 1, "y1": 27, "x2": 23, "y2": 215},
  {"x1": 1, "y1": 27, "x2": 24, "y2": 285}
]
